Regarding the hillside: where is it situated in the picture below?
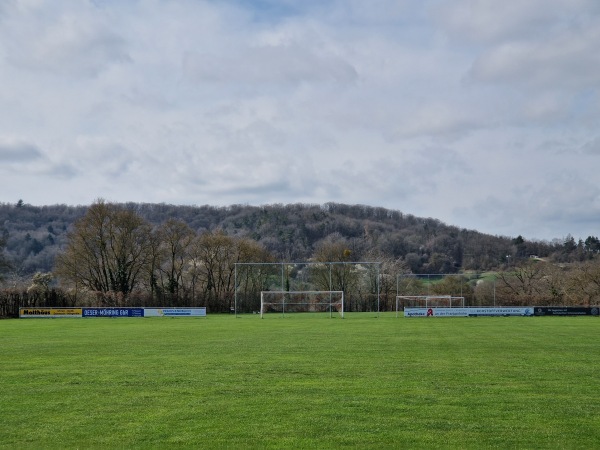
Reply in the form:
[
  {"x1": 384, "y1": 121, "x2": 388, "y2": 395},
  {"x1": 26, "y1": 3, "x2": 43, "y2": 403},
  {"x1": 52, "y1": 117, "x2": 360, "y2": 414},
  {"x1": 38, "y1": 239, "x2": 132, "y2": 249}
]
[{"x1": 0, "y1": 201, "x2": 566, "y2": 281}]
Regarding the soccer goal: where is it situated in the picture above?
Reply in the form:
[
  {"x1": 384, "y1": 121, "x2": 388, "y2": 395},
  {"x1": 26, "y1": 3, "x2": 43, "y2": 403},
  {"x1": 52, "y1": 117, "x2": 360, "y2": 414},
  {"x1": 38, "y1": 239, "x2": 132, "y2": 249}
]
[
  {"x1": 396, "y1": 295, "x2": 465, "y2": 317},
  {"x1": 260, "y1": 291, "x2": 344, "y2": 318}
]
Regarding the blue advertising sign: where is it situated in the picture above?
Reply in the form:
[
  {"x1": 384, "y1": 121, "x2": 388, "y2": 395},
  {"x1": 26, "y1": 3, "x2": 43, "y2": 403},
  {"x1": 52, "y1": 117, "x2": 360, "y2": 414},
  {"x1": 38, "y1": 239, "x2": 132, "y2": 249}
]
[{"x1": 82, "y1": 308, "x2": 144, "y2": 318}]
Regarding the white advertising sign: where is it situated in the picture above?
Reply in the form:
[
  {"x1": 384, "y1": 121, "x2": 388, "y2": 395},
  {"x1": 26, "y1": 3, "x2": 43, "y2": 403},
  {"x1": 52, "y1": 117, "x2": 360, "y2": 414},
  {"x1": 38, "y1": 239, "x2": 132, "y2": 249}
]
[
  {"x1": 404, "y1": 307, "x2": 533, "y2": 317},
  {"x1": 144, "y1": 308, "x2": 206, "y2": 317}
]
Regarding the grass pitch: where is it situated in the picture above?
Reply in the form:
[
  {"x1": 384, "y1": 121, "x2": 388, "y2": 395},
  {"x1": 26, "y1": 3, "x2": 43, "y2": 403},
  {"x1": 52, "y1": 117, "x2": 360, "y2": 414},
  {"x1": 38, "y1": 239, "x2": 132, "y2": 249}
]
[{"x1": 1, "y1": 313, "x2": 599, "y2": 448}]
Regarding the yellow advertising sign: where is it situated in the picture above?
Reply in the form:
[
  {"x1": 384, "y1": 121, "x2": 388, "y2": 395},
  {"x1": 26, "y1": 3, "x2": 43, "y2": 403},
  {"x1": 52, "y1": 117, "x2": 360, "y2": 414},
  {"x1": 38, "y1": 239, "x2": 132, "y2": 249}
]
[
  {"x1": 50, "y1": 308, "x2": 82, "y2": 316},
  {"x1": 19, "y1": 308, "x2": 83, "y2": 318}
]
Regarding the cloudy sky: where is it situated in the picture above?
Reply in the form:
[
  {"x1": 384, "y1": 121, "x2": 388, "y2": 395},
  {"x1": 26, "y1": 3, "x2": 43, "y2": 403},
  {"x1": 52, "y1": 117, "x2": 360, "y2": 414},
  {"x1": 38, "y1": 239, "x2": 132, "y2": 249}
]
[{"x1": 1, "y1": 0, "x2": 599, "y2": 241}]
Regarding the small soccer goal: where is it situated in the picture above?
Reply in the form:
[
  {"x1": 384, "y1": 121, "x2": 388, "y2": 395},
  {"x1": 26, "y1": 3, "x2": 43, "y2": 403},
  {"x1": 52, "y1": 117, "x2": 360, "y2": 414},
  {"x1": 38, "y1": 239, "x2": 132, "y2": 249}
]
[
  {"x1": 260, "y1": 291, "x2": 344, "y2": 318},
  {"x1": 395, "y1": 295, "x2": 465, "y2": 317}
]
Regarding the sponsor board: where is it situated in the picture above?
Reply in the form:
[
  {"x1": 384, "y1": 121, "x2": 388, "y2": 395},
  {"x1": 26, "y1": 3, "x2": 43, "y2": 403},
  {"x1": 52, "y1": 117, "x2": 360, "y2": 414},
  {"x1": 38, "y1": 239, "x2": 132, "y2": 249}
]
[
  {"x1": 19, "y1": 308, "x2": 83, "y2": 318},
  {"x1": 144, "y1": 308, "x2": 206, "y2": 317},
  {"x1": 404, "y1": 308, "x2": 468, "y2": 317},
  {"x1": 404, "y1": 307, "x2": 534, "y2": 317},
  {"x1": 534, "y1": 307, "x2": 600, "y2": 316},
  {"x1": 19, "y1": 307, "x2": 206, "y2": 318},
  {"x1": 82, "y1": 308, "x2": 144, "y2": 318}
]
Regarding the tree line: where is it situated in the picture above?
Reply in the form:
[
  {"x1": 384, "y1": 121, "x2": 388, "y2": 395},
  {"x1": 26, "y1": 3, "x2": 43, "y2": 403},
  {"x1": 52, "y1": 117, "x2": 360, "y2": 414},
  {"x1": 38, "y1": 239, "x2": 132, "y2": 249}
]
[
  {"x1": 49, "y1": 201, "x2": 411, "y2": 313},
  {"x1": 1, "y1": 200, "x2": 600, "y2": 317},
  {"x1": 0, "y1": 201, "x2": 410, "y2": 315},
  {"x1": 3, "y1": 200, "x2": 600, "y2": 282},
  {"x1": 50, "y1": 200, "x2": 273, "y2": 312}
]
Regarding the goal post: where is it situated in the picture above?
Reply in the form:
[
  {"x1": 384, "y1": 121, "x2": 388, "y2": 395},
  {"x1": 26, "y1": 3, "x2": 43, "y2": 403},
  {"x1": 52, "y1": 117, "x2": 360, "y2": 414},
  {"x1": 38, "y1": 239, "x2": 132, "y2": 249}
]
[
  {"x1": 260, "y1": 291, "x2": 344, "y2": 318},
  {"x1": 234, "y1": 261, "x2": 381, "y2": 316},
  {"x1": 396, "y1": 295, "x2": 465, "y2": 317}
]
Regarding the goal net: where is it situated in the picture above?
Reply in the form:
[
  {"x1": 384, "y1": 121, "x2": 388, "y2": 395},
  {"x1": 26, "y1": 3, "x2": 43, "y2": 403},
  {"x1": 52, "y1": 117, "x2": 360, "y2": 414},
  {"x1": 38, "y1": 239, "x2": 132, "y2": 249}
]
[
  {"x1": 396, "y1": 295, "x2": 465, "y2": 316},
  {"x1": 260, "y1": 291, "x2": 344, "y2": 318}
]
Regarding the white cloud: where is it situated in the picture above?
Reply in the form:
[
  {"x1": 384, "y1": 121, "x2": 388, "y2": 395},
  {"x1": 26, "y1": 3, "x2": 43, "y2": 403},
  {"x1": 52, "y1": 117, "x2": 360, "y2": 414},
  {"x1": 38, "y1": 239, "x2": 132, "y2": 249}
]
[
  {"x1": 183, "y1": 44, "x2": 358, "y2": 85},
  {"x1": 432, "y1": 0, "x2": 599, "y2": 44},
  {"x1": 1, "y1": 1, "x2": 130, "y2": 76},
  {"x1": 469, "y1": 26, "x2": 600, "y2": 89}
]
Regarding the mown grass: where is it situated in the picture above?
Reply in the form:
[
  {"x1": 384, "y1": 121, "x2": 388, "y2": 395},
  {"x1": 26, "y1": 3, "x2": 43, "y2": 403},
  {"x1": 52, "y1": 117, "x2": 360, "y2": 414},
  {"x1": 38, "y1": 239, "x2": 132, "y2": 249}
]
[{"x1": 1, "y1": 313, "x2": 599, "y2": 448}]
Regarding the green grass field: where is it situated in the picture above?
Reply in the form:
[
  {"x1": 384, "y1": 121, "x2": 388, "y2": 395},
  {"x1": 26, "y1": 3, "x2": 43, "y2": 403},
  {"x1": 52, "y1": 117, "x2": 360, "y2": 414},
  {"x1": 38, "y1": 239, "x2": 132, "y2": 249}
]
[{"x1": 1, "y1": 313, "x2": 599, "y2": 448}]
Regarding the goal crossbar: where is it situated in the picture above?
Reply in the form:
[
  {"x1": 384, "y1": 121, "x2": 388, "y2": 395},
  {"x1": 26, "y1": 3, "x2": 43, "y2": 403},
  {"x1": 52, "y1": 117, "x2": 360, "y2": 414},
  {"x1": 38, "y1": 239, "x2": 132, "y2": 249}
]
[{"x1": 260, "y1": 290, "x2": 344, "y2": 318}]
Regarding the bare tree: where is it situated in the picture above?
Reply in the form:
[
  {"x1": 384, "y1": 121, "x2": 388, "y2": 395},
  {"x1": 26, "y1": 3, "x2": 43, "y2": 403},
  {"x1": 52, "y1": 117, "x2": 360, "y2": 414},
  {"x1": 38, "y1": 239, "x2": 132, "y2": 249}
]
[
  {"x1": 155, "y1": 219, "x2": 195, "y2": 301},
  {"x1": 55, "y1": 200, "x2": 152, "y2": 299},
  {"x1": 496, "y1": 261, "x2": 546, "y2": 305},
  {"x1": 0, "y1": 235, "x2": 11, "y2": 283},
  {"x1": 570, "y1": 258, "x2": 600, "y2": 305},
  {"x1": 495, "y1": 260, "x2": 576, "y2": 306},
  {"x1": 430, "y1": 275, "x2": 475, "y2": 305},
  {"x1": 362, "y1": 248, "x2": 411, "y2": 311},
  {"x1": 311, "y1": 234, "x2": 355, "y2": 289},
  {"x1": 309, "y1": 233, "x2": 363, "y2": 309},
  {"x1": 190, "y1": 230, "x2": 273, "y2": 312},
  {"x1": 538, "y1": 263, "x2": 575, "y2": 306}
]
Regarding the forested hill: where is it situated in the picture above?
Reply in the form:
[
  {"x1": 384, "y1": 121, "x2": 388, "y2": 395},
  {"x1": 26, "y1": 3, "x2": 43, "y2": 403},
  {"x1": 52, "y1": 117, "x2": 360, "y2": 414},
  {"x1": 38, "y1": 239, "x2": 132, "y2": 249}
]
[{"x1": 0, "y1": 201, "x2": 585, "y2": 279}]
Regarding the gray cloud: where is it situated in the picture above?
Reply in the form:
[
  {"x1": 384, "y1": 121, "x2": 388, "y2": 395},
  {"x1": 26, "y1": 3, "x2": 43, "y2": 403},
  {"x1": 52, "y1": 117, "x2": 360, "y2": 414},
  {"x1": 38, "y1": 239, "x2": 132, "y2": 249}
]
[
  {"x1": 44, "y1": 163, "x2": 78, "y2": 180},
  {"x1": 581, "y1": 137, "x2": 600, "y2": 155},
  {"x1": 0, "y1": 140, "x2": 43, "y2": 163},
  {"x1": 455, "y1": 171, "x2": 600, "y2": 240},
  {"x1": 71, "y1": 137, "x2": 137, "y2": 178}
]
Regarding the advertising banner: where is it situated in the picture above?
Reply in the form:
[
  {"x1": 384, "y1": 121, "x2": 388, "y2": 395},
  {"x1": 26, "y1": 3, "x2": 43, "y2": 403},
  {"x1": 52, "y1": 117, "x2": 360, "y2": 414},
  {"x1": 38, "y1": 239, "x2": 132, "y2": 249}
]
[
  {"x1": 144, "y1": 308, "x2": 206, "y2": 317},
  {"x1": 82, "y1": 308, "x2": 144, "y2": 318},
  {"x1": 534, "y1": 307, "x2": 600, "y2": 316},
  {"x1": 405, "y1": 308, "x2": 468, "y2": 317},
  {"x1": 20, "y1": 307, "x2": 206, "y2": 318},
  {"x1": 404, "y1": 307, "x2": 533, "y2": 317},
  {"x1": 19, "y1": 308, "x2": 83, "y2": 318}
]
